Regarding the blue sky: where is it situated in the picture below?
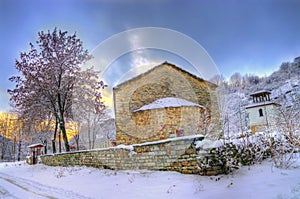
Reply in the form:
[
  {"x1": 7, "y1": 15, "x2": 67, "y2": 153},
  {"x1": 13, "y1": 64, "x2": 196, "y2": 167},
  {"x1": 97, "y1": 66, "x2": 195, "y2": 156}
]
[{"x1": 1, "y1": 0, "x2": 300, "y2": 112}]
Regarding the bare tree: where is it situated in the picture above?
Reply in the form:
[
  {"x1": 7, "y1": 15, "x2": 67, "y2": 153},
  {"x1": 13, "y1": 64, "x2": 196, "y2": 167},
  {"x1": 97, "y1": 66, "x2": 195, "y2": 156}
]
[
  {"x1": 72, "y1": 93, "x2": 108, "y2": 149},
  {"x1": 209, "y1": 74, "x2": 224, "y2": 86},
  {"x1": 0, "y1": 112, "x2": 19, "y2": 161},
  {"x1": 230, "y1": 72, "x2": 243, "y2": 88},
  {"x1": 0, "y1": 113, "x2": 11, "y2": 160},
  {"x1": 268, "y1": 91, "x2": 300, "y2": 168}
]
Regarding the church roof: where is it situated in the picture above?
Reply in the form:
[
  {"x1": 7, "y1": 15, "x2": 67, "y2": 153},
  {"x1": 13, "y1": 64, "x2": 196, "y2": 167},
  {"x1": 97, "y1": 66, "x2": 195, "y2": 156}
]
[
  {"x1": 245, "y1": 101, "x2": 280, "y2": 109},
  {"x1": 133, "y1": 97, "x2": 204, "y2": 112},
  {"x1": 114, "y1": 62, "x2": 216, "y2": 89},
  {"x1": 250, "y1": 90, "x2": 271, "y2": 96},
  {"x1": 27, "y1": 143, "x2": 44, "y2": 148}
]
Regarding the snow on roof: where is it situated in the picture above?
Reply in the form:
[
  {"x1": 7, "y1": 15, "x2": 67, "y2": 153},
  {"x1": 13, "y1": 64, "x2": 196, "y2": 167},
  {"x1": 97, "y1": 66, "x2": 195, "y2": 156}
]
[
  {"x1": 133, "y1": 134, "x2": 205, "y2": 147},
  {"x1": 195, "y1": 139, "x2": 223, "y2": 149},
  {"x1": 245, "y1": 101, "x2": 280, "y2": 109},
  {"x1": 133, "y1": 97, "x2": 205, "y2": 112},
  {"x1": 250, "y1": 90, "x2": 271, "y2": 96},
  {"x1": 27, "y1": 143, "x2": 44, "y2": 148}
]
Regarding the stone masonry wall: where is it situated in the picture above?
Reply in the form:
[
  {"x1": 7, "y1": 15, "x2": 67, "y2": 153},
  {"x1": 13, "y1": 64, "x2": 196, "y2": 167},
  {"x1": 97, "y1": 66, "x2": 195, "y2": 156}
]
[
  {"x1": 123, "y1": 106, "x2": 203, "y2": 145},
  {"x1": 41, "y1": 135, "x2": 225, "y2": 175}
]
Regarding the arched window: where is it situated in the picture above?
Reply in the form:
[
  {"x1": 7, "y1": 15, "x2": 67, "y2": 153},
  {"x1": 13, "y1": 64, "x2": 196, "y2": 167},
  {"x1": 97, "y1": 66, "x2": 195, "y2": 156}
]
[{"x1": 259, "y1": 108, "x2": 264, "y2": 117}]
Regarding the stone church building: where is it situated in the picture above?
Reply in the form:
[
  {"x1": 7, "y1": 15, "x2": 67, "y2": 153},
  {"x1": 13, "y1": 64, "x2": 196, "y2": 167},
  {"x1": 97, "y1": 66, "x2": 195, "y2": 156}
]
[{"x1": 113, "y1": 62, "x2": 218, "y2": 145}]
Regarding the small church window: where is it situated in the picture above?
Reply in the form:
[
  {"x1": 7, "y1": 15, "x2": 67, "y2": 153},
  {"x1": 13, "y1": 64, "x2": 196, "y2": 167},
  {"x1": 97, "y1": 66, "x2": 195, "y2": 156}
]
[{"x1": 259, "y1": 108, "x2": 263, "y2": 117}]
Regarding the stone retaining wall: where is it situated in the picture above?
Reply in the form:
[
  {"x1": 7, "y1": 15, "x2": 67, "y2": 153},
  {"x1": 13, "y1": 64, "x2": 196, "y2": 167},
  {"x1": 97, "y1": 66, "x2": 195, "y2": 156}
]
[{"x1": 41, "y1": 135, "x2": 226, "y2": 175}]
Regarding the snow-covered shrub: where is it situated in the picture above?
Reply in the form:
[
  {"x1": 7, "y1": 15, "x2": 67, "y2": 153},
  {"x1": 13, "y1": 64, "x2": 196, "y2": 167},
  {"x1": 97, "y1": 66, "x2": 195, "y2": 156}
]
[
  {"x1": 218, "y1": 135, "x2": 271, "y2": 173},
  {"x1": 268, "y1": 133, "x2": 300, "y2": 169},
  {"x1": 267, "y1": 83, "x2": 300, "y2": 168},
  {"x1": 197, "y1": 128, "x2": 300, "y2": 175},
  {"x1": 196, "y1": 134, "x2": 272, "y2": 174}
]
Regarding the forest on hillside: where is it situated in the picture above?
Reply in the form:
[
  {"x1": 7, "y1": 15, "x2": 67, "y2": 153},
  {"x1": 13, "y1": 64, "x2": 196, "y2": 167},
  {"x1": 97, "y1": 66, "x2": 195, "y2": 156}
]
[{"x1": 212, "y1": 56, "x2": 300, "y2": 139}]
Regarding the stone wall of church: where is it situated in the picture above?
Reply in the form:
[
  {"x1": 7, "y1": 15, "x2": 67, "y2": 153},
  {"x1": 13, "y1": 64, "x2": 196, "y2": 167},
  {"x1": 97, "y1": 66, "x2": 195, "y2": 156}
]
[
  {"x1": 117, "y1": 106, "x2": 204, "y2": 145},
  {"x1": 113, "y1": 63, "x2": 218, "y2": 145}
]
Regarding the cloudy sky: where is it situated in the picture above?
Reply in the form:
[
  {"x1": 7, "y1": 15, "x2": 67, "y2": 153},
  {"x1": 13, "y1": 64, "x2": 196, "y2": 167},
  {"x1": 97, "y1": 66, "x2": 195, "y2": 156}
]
[{"x1": 1, "y1": 0, "x2": 300, "y2": 112}]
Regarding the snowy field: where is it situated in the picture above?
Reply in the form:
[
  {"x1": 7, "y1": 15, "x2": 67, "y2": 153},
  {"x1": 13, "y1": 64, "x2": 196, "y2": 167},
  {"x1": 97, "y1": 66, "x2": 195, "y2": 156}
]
[{"x1": 1, "y1": 159, "x2": 300, "y2": 199}]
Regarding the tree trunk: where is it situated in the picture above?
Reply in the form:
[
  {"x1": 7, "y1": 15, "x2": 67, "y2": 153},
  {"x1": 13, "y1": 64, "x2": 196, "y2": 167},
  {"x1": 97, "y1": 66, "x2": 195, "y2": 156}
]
[
  {"x1": 57, "y1": 87, "x2": 70, "y2": 151},
  {"x1": 59, "y1": 119, "x2": 70, "y2": 152},
  {"x1": 58, "y1": 131, "x2": 62, "y2": 153},
  {"x1": 52, "y1": 118, "x2": 58, "y2": 154},
  {"x1": 52, "y1": 140, "x2": 56, "y2": 154},
  {"x1": 1, "y1": 139, "x2": 7, "y2": 160},
  {"x1": 17, "y1": 140, "x2": 22, "y2": 161},
  {"x1": 44, "y1": 140, "x2": 47, "y2": 155},
  {"x1": 88, "y1": 119, "x2": 91, "y2": 150},
  {"x1": 75, "y1": 134, "x2": 79, "y2": 150},
  {"x1": 1, "y1": 145, "x2": 4, "y2": 160},
  {"x1": 13, "y1": 137, "x2": 16, "y2": 161}
]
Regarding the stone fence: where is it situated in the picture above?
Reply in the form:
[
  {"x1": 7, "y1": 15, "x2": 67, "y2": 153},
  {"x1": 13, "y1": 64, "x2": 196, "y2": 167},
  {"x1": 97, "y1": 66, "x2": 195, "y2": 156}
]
[{"x1": 41, "y1": 135, "x2": 226, "y2": 175}]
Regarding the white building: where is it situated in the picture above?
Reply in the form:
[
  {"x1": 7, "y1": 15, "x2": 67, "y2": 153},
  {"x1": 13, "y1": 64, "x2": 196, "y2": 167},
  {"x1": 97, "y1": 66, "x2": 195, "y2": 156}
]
[{"x1": 246, "y1": 90, "x2": 280, "y2": 133}]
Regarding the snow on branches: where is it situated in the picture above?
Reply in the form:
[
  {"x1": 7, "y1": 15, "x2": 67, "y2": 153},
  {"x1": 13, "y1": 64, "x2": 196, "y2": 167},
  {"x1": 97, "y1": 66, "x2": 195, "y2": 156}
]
[{"x1": 8, "y1": 28, "x2": 106, "y2": 152}]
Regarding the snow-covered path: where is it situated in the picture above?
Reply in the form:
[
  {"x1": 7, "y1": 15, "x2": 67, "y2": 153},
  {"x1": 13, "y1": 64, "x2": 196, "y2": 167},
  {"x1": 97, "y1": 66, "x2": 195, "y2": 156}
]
[
  {"x1": 0, "y1": 172, "x2": 88, "y2": 199},
  {"x1": 0, "y1": 160, "x2": 300, "y2": 199}
]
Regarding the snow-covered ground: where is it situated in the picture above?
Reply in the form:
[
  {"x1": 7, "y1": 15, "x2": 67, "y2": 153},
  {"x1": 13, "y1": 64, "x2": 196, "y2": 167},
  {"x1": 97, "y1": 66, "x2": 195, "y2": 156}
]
[{"x1": 0, "y1": 159, "x2": 300, "y2": 199}]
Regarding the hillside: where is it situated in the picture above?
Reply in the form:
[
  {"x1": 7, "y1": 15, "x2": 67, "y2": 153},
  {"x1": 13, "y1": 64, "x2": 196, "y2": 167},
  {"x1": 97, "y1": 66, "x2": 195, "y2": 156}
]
[{"x1": 216, "y1": 56, "x2": 300, "y2": 138}]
